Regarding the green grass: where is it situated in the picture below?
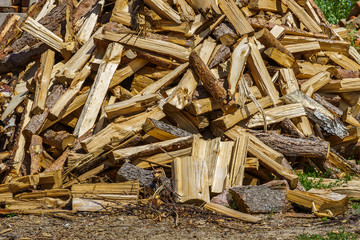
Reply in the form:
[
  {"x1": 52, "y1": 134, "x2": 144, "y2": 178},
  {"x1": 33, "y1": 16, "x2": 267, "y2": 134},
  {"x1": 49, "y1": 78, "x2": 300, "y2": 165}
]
[
  {"x1": 314, "y1": 0, "x2": 358, "y2": 24},
  {"x1": 352, "y1": 202, "x2": 360, "y2": 214},
  {"x1": 296, "y1": 167, "x2": 350, "y2": 191},
  {"x1": 296, "y1": 230, "x2": 358, "y2": 240}
]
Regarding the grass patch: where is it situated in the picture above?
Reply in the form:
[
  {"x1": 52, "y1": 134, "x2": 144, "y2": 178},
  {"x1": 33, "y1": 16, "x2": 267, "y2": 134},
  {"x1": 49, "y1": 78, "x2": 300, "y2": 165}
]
[
  {"x1": 352, "y1": 202, "x2": 360, "y2": 214},
  {"x1": 314, "y1": 0, "x2": 358, "y2": 24},
  {"x1": 296, "y1": 230, "x2": 358, "y2": 240},
  {"x1": 296, "y1": 167, "x2": 350, "y2": 191}
]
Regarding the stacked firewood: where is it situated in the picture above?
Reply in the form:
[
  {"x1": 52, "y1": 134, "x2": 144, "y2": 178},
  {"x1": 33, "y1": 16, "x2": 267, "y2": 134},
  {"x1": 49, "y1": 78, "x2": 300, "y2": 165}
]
[{"x1": 0, "y1": 0, "x2": 360, "y2": 221}]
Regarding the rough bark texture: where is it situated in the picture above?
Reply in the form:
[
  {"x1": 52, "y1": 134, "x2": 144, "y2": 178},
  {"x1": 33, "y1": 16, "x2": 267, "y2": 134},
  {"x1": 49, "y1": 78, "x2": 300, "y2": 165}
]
[
  {"x1": 208, "y1": 45, "x2": 231, "y2": 69},
  {"x1": 229, "y1": 185, "x2": 287, "y2": 213},
  {"x1": 42, "y1": 129, "x2": 75, "y2": 151},
  {"x1": 327, "y1": 67, "x2": 360, "y2": 79},
  {"x1": 313, "y1": 93, "x2": 343, "y2": 117},
  {"x1": 250, "y1": 131, "x2": 330, "y2": 158},
  {"x1": 189, "y1": 51, "x2": 236, "y2": 113},
  {"x1": 281, "y1": 118, "x2": 305, "y2": 138},
  {"x1": 212, "y1": 23, "x2": 238, "y2": 45},
  {"x1": 29, "y1": 135, "x2": 44, "y2": 175}
]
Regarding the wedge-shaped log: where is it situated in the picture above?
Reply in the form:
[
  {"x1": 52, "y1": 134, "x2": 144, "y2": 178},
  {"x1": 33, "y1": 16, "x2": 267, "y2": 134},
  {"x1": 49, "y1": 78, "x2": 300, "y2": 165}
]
[
  {"x1": 264, "y1": 47, "x2": 295, "y2": 68},
  {"x1": 247, "y1": 103, "x2": 306, "y2": 128},
  {"x1": 287, "y1": 190, "x2": 348, "y2": 216},
  {"x1": 282, "y1": 0, "x2": 322, "y2": 33},
  {"x1": 173, "y1": 156, "x2": 210, "y2": 203},
  {"x1": 285, "y1": 42, "x2": 320, "y2": 53},
  {"x1": 348, "y1": 46, "x2": 360, "y2": 65},
  {"x1": 143, "y1": 118, "x2": 192, "y2": 140},
  {"x1": 72, "y1": 181, "x2": 139, "y2": 211},
  {"x1": 186, "y1": 97, "x2": 221, "y2": 115},
  {"x1": 32, "y1": 49, "x2": 55, "y2": 114},
  {"x1": 218, "y1": 0, "x2": 254, "y2": 36},
  {"x1": 74, "y1": 43, "x2": 124, "y2": 137},
  {"x1": 110, "y1": 136, "x2": 193, "y2": 163},
  {"x1": 325, "y1": 52, "x2": 360, "y2": 71},
  {"x1": 49, "y1": 65, "x2": 91, "y2": 120},
  {"x1": 105, "y1": 94, "x2": 160, "y2": 119},
  {"x1": 300, "y1": 71, "x2": 331, "y2": 96},
  {"x1": 248, "y1": 38, "x2": 279, "y2": 106},
  {"x1": 97, "y1": 31, "x2": 190, "y2": 61},
  {"x1": 295, "y1": 61, "x2": 332, "y2": 79},
  {"x1": 145, "y1": 0, "x2": 182, "y2": 23},
  {"x1": 250, "y1": 131, "x2": 330, "y2": 158},
  {"x1": 82, "y1": 106, "x2": 165, "y2": 153},
  {"x1": 140, "y1": 63, "x2": 189, "y2": 95},
  {"x1": 283, "y1": 90, "x2": 348, "y2": 139}
]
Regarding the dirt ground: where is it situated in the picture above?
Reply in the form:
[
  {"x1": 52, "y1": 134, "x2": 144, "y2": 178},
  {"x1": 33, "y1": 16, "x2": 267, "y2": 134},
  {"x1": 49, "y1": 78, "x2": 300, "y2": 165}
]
[{"x1": 0, "y1": 204, "x2": 359, "y2": 240}]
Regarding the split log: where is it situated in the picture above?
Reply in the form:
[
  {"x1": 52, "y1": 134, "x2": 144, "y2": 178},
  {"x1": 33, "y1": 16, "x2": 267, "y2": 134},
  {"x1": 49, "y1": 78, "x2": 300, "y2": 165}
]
[
  {"x1": 313, "y1": 93, "x2": 343, "y2": 117},
  {"x1": 300, "y1": 71, "x2": 331, "y2": 96},
  {"x1": 172, "y1": 156, "x2": 210, "y2": 203},
  {"x1": 250, "y1": 131, "x2": 330, "y2": 158},
  {"x1": 327, "y1": 67, "x2": 360, "y2": 79},
  {"x1": 281, "y1": 118, "x2": 305, "y2": 138},
  {"x1": 189, "y1": 51, "x2": 236, "y2": 113},
  {"x1": 208, "y1": 45, "x2": 231, "y2": 69},
  {"x1": 227, "y1": 134, "x2": 249, "y2": 187},
  {"x1": 110, "y1": 136, "x2": 193, "y2": 164},
  {"x1": 249, "y1": 0, "x2": 287, "y2": 13},
  {"x1": 204, "y1": 202, "x2": 261, "y2": 222},
  {"x1": 212, "y1": 23, "x2": 238, "y2": 46},
  {"x1": 283, "y1": 90, "x2": 348, "y2": 139},
  {"x1": 29, "y1": 135, "x2": 44, "y2": 175},
  {"x1": 143, "y1": 118, "x2": 192, "y2": 140},
  {"x1": 287, "y1": 190, "x2": 348, "y2": 216},
  {"x1": 0, "y1": 14, "x2": 21, "y2": 54},
  {"x1": 74, "y1": 43, "x2": 123, "y2": 137}
]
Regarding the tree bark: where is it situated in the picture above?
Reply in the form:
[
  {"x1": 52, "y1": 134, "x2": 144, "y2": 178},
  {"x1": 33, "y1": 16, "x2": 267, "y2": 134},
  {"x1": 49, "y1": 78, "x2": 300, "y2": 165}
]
[{"x1": 250, "y1": 131, "x2": 330, "y2": 158}]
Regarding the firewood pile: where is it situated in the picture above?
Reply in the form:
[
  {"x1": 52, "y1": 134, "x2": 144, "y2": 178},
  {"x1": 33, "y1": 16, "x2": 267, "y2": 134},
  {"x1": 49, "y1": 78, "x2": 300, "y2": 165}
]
[{"x1": 1, "y1": 0, "x2": 360, "y2": 221}]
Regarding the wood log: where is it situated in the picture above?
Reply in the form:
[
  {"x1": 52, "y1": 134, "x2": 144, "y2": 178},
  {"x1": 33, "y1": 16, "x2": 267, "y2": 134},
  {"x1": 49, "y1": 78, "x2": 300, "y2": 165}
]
[
  {"x1": 300, "y1": 71, "x2": 331, "y2": 96},
  {"x1": 82, "y1": 106, "x2": 165, "y2": 153},
  {"x1": 208, "y1": 45, "x2": 231, "y2": 69},
  {"x1": 295, "y1": 61, "x2": 332, "y2": 79},
  {"x1": 264, "y1": 47, "x2": 296, "y2": 68},
  {"x1": 190, "y1": 51, "x2": 235, "y2": 113},
  {"x1": 173, "y1": 156, "x2": 210, "y2": 203},
  {"x1": 74, "y1": 43, "x2": 123, "y2": 137},
  {"x1": 212, "y1": 23, "x2": 238, "y2": 46},
  {"x1": 29, "y1": 135, "x2": 44, "y2": 175},
  {"x1": 313, "y1": 93, "x2": 343, "y2": 117},
  {"x1": 249, "y1": 0, "x2": 287, "y2": 12},
  {"x1": 250, "y1": 131, "x2": 330, "y2": 158},
  {"x1": 283, "y1": 90, "x2": 348, "y2": 139},
  {"x1": 0, "y1": 14, "x2": 20, "y2": 54},
  {"x1": 229, "y1": 185, "x2": 287, "y2": 213},
  {"x1": 145, "y1": 0, "x2": 181, "y2": 23},
  {"x1": 204, "y1": 202, "x2": 261, "y2": 222},
  {"x1": 72, "y1": 181, "x2": 139, "y2": 211},
  {"x1": 327, "y1": 67, "x2": 360, "y2": 79},
  {"x1": 110, "y1": 58, "x2": 148, "y2": 88},
  {"x1": 247, "y1": 103, "x2": 306, "y2": 128},
  {"x1": 325, "y1": 52, "x2": 360, "y2": 71},
  {"x1": 105, "y1": 94, "x2": 160, "y2": 119},
  {"x1": 247, "y1": 37, "x2": 279, "y2": 106},
  {"x1": 281, "y1": 117, "x2": 305, "y2": 138},
  {"x1": 227, "y1": 133, "x2": 248, "y2": 187},
  {"x1": 41, "y1": 129, "x2": 75, "y2": 151},
  {"x1": 278, "y1": 68, "x2": 299, "y2": 95},
  {"x1": 218, "y1": 0, "x2": 254, "y2": 36},
  {"x1": 110, "y1": 136, "x2": 193, "y2": 164},
  {"x1": 287, "y1": 190, "x2": 348, "y2": 216},
  {"x1": 143, "y1": 118, "x2": 192, "y2": 140},
  {"x1": 211, "y1": 141, "x2": 234, "y2": 193}
]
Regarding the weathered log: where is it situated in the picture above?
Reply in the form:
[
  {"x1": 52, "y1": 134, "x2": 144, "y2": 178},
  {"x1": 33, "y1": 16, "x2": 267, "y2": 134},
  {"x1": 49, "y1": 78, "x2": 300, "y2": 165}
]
[
  {"x1": 208, "y1": 45, "x2": 231, "y2": 69},
  {"x1": 313, "y1": 93, "x2": 343, "y2": 117},
  {"x1": 212, "y1": 23, "x2": 238, "y2": 46},
  {"x1": 42, "y1": 129, "x2": 75, "y2": 151},
  {"x1": 143, "y1": 118, "x2": 192, "y2": 140},
  {"x1": 281, "y1": 117, "x2": 305, "y2": 138},
  {"x1": 250, "y1": 131, "x2": 330, "y2": 158},
  {"x1": 189, "y1": 51, "x2": 236, "y2": 113},
  {"x1": 29, "y1": 135, "x2": 44, "y2": 175}
]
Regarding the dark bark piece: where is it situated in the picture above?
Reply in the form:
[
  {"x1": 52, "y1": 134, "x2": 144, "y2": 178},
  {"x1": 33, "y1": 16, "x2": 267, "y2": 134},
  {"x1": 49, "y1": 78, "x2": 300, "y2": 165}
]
[
  {"x1": 45, "y1": 148, "x2": 70, "y2": 172},
  {"x1": 250, "y1": 131, "x2": 330, "y2": 158},
  {"x1": 319, "y1": 94, "x2": 341, "y2": 107},
  {"x1": 29, "y1": 135, "x2": 43, "y2": 174},
  {"x1": 208, "y1": 45, "x2": 231, "y2": 69},
  {"x1": 189, "y1": 51, "x2": 236, "y2": 113},
  {"x1": 327, "y1": 67, "x2": 360, "y2": 79},
  {"x1": 283, "y1": 90, "x2": 348, "y2": 139},
  {"x1": 143, "y1": 118, "x2": 192, "y2": 140},
  {"x1": 212, "y1": 23, "x2": 238, "y2": 46},
  {"x1": 281, "y1": 117, "x2": 305, "y2": 138},
  {"x1": 313, "y1": 93, "x2": 343, "y2": 117},
  {"x1": 229, "y1": 185, "x2": 287, "y2": 213},
  {"x1": 0, "y1": 14, "x2": 21, "y2": 55},
  {"x1": 72, "y1": 0, "x2": 98, "y2": 29},
  {"x1": 42, "y1": 129, "x2": 75, "y2": 151},
  {"x1": 117, "y1": 162, "x2": 171, "y2": 190},
  {"x1": 255, "y1": 28, "x2": 295, "y2": 61},
  {"x1": 24, "y1": 84, "x2": 66, "y2": 137},
  {"x1": 11, "y1": 2, "x2": 67, "y2": 53}
]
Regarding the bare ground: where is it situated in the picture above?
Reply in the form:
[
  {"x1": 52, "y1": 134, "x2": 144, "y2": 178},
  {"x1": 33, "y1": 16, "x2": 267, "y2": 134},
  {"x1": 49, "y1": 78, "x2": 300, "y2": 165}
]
[{"x1": 0, "y1": 206, "x2": 359, "y2": 240}]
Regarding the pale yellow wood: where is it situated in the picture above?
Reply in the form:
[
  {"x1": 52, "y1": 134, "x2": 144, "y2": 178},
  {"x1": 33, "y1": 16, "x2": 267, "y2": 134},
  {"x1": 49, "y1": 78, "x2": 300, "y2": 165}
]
[
  {"x1": 320, "y1": 79, "x2": 360, "y2": 93},
  {"x1": 227, "y1": 134, "x2": 248, "y2": 187},
  {"x1": 285, "y1": 42, "x2": 320, "y2": 53},
  {"x1": 145, "y1": 0, "x2": 182, "y2": 23},
  {"x1": 325, "y1": 52, "x2": 360, "y2": 71},
  {"x1": 300, "y1": 71, "x2": 331, "y2": 94}
]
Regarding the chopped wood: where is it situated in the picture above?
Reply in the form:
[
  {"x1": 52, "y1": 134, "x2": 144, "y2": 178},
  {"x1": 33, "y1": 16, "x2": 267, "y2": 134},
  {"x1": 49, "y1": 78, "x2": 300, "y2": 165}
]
[{"x1": 143, "y1": 118, "x2": 192, "y2": 140}]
